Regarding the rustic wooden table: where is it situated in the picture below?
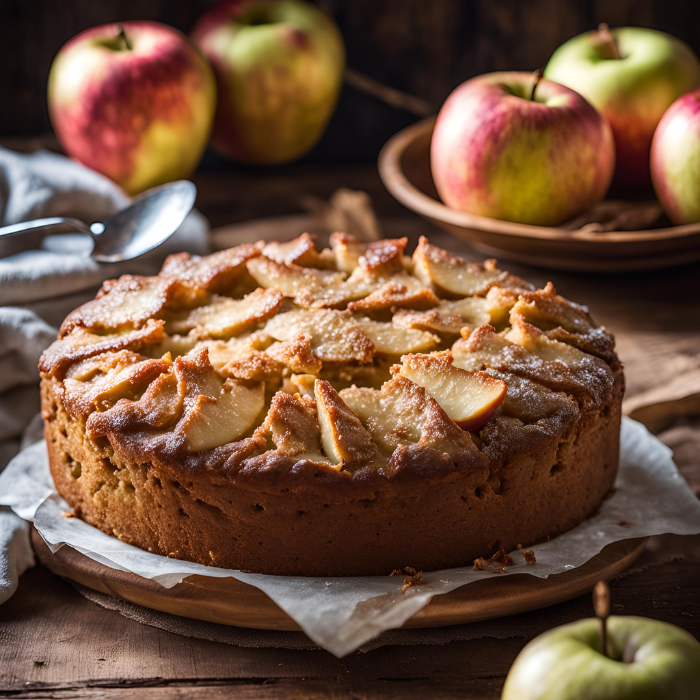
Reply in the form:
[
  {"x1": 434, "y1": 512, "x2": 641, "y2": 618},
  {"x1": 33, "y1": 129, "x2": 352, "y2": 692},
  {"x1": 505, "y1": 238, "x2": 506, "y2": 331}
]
[{"x1": 1, "y1": 162, "x2": 699, "y2": 699}]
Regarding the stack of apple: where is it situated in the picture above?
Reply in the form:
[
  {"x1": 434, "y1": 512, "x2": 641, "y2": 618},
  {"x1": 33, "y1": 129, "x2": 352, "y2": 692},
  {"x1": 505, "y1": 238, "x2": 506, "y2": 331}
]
[
  {"x1": 47, "y1": 0, "x2": 345, "y2": 195},
  {"x1": 432, "y1": 26, "x2": 700, "y2": 226}
]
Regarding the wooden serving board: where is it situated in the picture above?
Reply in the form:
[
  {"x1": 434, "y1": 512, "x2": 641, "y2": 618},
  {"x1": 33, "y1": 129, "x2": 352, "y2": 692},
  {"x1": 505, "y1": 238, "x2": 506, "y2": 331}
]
[{"x1": 31, "y1": 528, "x2": 647, "y2": 631}]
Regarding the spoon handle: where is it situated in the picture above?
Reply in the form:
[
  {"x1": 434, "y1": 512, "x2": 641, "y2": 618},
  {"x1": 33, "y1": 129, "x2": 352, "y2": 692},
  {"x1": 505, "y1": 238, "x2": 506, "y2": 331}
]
[{"x1": 0, "y1": 217, "x2": 91, "y2": 238}]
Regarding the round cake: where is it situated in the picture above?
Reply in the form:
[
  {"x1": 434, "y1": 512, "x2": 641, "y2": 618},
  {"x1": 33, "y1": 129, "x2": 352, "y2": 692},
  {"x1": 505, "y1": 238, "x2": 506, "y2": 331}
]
[{"x1": 40, "y1": 234, "x2": 623, "y2": 576}]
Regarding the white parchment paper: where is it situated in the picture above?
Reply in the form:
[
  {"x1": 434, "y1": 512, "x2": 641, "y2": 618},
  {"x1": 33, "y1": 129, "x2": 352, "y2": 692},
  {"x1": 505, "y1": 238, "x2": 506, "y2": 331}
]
[{"x1": 1, "y1": 418, "x2": 699, "y2": 657}]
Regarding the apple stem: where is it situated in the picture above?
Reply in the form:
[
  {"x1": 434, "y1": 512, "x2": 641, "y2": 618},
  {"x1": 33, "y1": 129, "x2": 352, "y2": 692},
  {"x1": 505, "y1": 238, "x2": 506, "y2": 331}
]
[
  {"x1": 530, "y1": 68, "x2": 543, "y2": 102},
  {"x1": 597, "y1": 23, "x2": 621, "y2": 60},
  {"x1": 117, "y1": 24, "x2": 132, "y2": 51},
  {"x1": 593, "y1": 580, "x2": 611, "y2": 658}
]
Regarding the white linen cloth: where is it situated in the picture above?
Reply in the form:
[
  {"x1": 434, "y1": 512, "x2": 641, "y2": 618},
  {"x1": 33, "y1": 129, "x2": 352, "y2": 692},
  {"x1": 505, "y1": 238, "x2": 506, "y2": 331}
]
[{"x1": 0, "y1": 147, "x2": 209, "y2": 604}]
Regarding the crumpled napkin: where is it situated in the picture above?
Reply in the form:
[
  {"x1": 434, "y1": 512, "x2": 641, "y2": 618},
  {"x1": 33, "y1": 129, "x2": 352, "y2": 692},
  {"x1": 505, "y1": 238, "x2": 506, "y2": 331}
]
[{"x1": 0, "y1": 147, "x2": 210, "y2": 604}]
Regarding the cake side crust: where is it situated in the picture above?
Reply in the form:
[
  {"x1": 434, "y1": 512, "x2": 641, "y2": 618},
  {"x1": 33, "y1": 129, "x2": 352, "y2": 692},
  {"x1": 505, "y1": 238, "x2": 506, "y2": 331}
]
[{"x1": 42, "y1": 366, "x2": 622, "y2": 576}]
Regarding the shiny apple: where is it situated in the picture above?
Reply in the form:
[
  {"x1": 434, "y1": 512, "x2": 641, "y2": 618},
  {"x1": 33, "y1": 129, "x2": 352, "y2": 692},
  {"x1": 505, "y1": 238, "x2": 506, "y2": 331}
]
[
  {"x1": 651, "y1": 89, "x2": 700, "y2": 224},
  {"x1": 502, "y1": 616, "x2": 700, "y2": 700},
  {"x1": 545, "y1": 25, "x2": 700, "y2": 187},
  {"x1": 191, "y1": 0, "x2": 345, "y2": 165},
  {"x1": 48, "y1": 22, "x2": 215, "y2": 195},
  {"x1": 431, "y1": 72, "x2": 615, "y2": 226}
]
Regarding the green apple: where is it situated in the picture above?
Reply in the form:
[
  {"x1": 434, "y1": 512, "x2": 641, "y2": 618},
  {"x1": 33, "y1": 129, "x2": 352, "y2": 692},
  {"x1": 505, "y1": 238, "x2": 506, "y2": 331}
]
[
  {"x1": 502, "y1": 616, "x2": 700, "y2": 700},
  {"x1": 651, "y1": 89, "x2": 700, "y2": 224},
  {"x1": 544, "y1": 26, "x2": 700, "y2": 188},
  {"x1": 191, "y1": 0, "x2": 345, "y2": 164},
  {"x1": 48, "y1": 21, "x2": 216, "y2": 195},
  {"x1": 430, "y1": 72, "x2": 615, "y2": 226}
]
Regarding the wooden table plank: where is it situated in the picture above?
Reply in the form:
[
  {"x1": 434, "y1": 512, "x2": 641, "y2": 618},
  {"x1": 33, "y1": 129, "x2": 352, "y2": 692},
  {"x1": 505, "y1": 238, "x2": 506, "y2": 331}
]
[
  {"x1": 1, "y1": 558, "x2": 698, "y2": 697},
  {"x1": 0, "y1": 681, "x2": 506, "y2": 700},
  {"x1": 0, "y1": 566, "x2": 521, "y2": 690}
]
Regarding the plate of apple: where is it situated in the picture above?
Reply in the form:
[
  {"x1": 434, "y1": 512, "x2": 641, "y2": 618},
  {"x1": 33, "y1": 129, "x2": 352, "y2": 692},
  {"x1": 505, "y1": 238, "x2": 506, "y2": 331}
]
[{"x1": 379, "y1": 25, "x2": 700, "y2": 272}]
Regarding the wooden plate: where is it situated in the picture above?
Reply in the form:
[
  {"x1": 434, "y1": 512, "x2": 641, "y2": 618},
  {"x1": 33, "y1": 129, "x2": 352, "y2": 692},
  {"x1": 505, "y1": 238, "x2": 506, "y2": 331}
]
[
  {"x1": 31, "y1": 528, "x2": 647, "y2": 631},
  {"x1": 378, "y1": 117, "x2": 700, "y2": 272}
]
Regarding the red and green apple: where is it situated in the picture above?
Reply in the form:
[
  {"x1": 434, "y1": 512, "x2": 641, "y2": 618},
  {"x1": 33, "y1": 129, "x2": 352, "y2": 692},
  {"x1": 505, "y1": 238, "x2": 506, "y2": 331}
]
[
  {"x1": 431, "y1": 72, "x2": 615, "y2": 226},
  {"x1": 651, "y1": 89, "x2": 700, "y2": 224},
  {"x1": 191, "y1": 0, "x2": 345, "y2": 165},
  {"x1": 48, "y1": 21, "x2": 216, "y2": 195},
  {"x1": 545, "y1": 25, "x2": 700, "y2": 187}
]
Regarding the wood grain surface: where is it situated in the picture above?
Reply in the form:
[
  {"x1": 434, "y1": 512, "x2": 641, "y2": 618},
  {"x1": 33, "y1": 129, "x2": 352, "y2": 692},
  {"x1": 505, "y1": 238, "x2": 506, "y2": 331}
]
[{"x1": 2, "y1": 558, "x2": 698, "y2": 699}]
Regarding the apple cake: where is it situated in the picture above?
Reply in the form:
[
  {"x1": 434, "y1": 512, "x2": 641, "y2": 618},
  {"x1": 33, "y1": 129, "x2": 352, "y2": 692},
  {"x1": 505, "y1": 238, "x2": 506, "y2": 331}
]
[{"x1": 39, "y1": 234, "x2": 623, "y2": 576}]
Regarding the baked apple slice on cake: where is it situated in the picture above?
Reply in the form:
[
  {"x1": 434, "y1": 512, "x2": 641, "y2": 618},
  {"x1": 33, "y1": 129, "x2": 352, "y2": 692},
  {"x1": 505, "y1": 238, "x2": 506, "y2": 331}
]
[
  {"x1": 314, "y1": 379, "x2": 385, "y2": 468},
  {"x1": 168, "y1": 288, "x2": 284, "y2": 338},
  {"x1": 396, "y1": 351, "x2": 507, "y2": 432},
  {"x1": 261, "y1": 233, "x2": 330, "y2": 268},
  {"x1": 412, "y1": 236, "x2": 530, "y2": 297},
  {"x1": 264, "y1": 308, "x2": 439, "y2": 361}
]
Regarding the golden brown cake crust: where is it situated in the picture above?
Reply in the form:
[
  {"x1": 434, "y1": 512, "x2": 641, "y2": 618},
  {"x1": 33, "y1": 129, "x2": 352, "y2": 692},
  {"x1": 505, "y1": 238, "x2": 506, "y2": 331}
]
[{"x1": 40, "y1": 235, "x2": 623, "y2": 576}]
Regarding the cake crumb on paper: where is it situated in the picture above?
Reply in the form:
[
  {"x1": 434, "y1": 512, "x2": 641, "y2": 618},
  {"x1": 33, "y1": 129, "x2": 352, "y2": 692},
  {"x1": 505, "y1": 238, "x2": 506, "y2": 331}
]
[
  {"x1": 473, "y1": 540, "x2": 515, "y2": 573},
  {"x1": 62, "y1": 508, "x2": 76, "y2": 518},
  {"x1": 391, "y1": 566, "x2": 424, "y2": 593},
  {"x1": 523, "y1": 550, "x2": 536, "y2": 564}
]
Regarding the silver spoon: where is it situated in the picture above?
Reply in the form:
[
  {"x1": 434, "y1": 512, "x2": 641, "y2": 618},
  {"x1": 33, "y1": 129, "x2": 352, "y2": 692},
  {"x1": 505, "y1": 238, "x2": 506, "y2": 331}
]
[{"x1": 0, "y1": 180, "x2": 197, "y2": 262}]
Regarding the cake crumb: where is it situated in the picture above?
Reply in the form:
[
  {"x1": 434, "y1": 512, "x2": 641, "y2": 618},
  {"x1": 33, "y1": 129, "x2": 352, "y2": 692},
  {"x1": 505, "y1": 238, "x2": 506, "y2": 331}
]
[
  {"x1": 523, "y1": 550, "x2": 536, "y2": 564},
  {"x1": 402, "y1": 571, "x2": 423, "y2": 593},
  {"x1": 517, "y1": 543, "x2": 522, "y2": 549},
  {"x1": 62, "y1": 508, "x2": 76, "y2": 518},
  {"x1": 391, "y1": 566, "x2": 424, "y2": 593},
  {"x1": 473, "y1": 540, "x2": 515, "y2": 574}
]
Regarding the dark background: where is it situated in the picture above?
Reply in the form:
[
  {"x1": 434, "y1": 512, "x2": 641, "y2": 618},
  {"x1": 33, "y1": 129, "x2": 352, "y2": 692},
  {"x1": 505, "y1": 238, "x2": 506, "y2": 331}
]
[{"x1": 2, "y1": 0, "x2": 700, "y2": 163}]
